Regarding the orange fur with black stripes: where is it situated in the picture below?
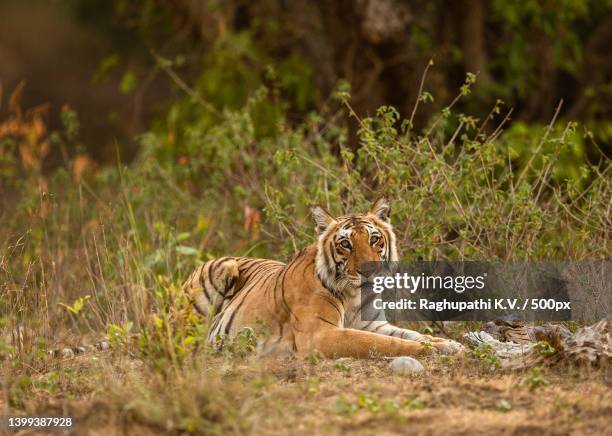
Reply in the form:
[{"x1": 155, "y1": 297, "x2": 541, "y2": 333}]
[{"x1": 184, "y1": 199, "x2": 463, "y2": 358}]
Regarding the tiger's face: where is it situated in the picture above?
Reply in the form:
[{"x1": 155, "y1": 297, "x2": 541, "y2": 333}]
[{"x1": 312, "y1": 198, "x2": 398, "y2": 295}]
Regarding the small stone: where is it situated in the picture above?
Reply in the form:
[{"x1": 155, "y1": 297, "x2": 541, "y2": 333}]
[{"x1": 389, "y1": 356, "x2": 424, "y2": 375}]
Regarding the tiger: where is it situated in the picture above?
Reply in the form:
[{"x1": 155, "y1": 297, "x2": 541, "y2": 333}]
[{"x1": 184, "y1": 198, "x2": 463, "y2": 358}]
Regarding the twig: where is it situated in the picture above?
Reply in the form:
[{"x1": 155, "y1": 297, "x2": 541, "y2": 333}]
[
  {"x1": 425, "y1": 72, "x2": 480, "y2": 137},
  {"x1": 515, "y1": 100, "x2": 563, "y2": 187},
  {"x1": 151, "y1": 50, "x2": 221, "y2": 117},
  {"x1": 446, "y1": 121, "x2": 464, "y2": 147},
  {"x1": 408, "y1": 59, "x2": 433, "y2": 132},
  {"x1": 486, "y1": 107, "x2": 514, "y2": 143},
  {"x1": 432, "y1": 321, "x2": 452, "y2": 339},
  {"x1": 476, "y1": 103, "x2": 498, "y2": 138}
]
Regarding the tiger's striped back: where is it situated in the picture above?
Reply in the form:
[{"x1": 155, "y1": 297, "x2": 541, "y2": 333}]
[{"x1": 184, "y1": 256, "x2": 285, "y2": 340}]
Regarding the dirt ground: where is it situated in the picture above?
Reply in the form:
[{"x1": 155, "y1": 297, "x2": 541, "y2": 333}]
[{"x1": 3, "y1": 350, "x2": 610, "y2": 436}]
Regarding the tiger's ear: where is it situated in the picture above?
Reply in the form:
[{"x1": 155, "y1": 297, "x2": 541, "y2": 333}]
[
  {"x1": 312, "y1": 206, "x2": 335, "y2": 234},
  {"x1": 369, "y1": 197, "x2": 391, "y2": 222}
]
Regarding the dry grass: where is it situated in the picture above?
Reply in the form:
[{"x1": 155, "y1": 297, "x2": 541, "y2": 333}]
[{"x1": 2, "y1": 348, "x2": 610, "y2": 435}]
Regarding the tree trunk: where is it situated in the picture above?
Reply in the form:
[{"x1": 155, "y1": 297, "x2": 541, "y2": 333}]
[{"x1": 460, "y1": 0, "x2": 489, "y2": 80}]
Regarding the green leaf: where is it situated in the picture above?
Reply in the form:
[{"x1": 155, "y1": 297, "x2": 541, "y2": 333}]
[
  {"x1": 176, "y1": 245, "x2": 200, "y2": 256},
  {"x1": 120, "y1": 71, "x2": 136, "y2": 94},
  {"x1": 176, "y1": 232, "x2": 191, "y2": 242}
]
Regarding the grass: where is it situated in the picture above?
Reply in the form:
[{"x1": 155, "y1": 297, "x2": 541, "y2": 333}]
[
  {"x1": 1, "y1": 77, "x2": 610, "y2": 433},
  {"x1": 2, "y1": 349, "x2": 610, "y2": 434}
]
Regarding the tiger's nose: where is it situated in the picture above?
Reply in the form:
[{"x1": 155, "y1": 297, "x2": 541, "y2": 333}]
[{"x1": 361, "y1": 262, "x2": 382, "y2": 275}]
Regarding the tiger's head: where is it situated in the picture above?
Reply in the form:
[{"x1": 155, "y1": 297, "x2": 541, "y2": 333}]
[{"x1": 312, "y1": 198, "x2": 398, "y2": 296}]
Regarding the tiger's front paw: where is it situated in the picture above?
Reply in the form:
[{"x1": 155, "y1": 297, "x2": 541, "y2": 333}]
[
  {"x1": 433, "y1": 340, "x2": 464, "y2": 355},
  {"x1": 418, "y1": 334, "x2": 446, "y2": 343}
]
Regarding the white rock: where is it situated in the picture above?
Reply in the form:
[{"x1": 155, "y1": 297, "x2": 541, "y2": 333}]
[{"x1": 389, "y1": 356, "x2": 424, "y2": 375}]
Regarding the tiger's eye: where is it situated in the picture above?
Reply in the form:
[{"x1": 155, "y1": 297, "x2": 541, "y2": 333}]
[
  {"x1": 339, "y1": 240, "x2": 352, "y2": 250},
  {"x1": 370, "y1": 236, "x2": 380, "y2": 245}
]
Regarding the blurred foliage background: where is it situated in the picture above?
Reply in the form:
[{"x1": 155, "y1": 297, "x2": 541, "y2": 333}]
[{"x1": 1, "y1": 0, "x2": 611, "y2": 166}]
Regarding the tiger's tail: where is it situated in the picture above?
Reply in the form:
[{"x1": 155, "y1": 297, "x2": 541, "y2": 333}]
[{"x1": 185, "y1": 257, "x2": 240, "y2": 317}]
